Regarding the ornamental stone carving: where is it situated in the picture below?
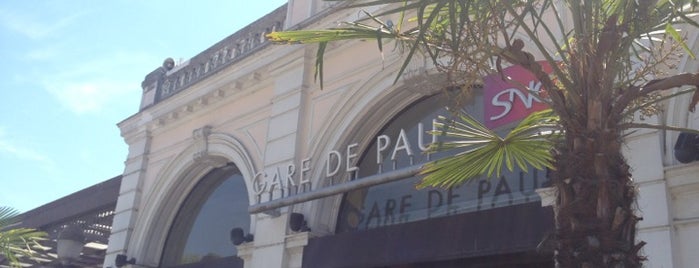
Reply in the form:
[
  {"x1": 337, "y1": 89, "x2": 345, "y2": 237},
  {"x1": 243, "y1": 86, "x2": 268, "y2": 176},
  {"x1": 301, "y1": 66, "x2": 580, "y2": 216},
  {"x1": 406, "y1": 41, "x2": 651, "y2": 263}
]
[
  {"x1": 146, "y1": 5, "x2": 287, "y2": 103},
  {"x1": 193, "y1": 125, "x2": 213, "y2": 161}
]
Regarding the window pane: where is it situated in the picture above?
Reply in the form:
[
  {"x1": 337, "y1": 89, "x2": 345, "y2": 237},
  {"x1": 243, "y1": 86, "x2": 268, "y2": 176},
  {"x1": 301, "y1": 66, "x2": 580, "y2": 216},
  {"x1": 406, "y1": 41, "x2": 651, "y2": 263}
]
[
  {"x1": 161, "y1": 165, "x2": 250, "y2": 266},
  {"x1": 336, "y1": 94, "x2": 549, "y2": 233}
]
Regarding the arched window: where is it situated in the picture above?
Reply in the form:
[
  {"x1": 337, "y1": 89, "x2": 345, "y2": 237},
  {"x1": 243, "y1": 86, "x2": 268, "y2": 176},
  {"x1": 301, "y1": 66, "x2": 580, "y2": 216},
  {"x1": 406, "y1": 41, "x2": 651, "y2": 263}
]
[
  {"x1": 160, "y1": 164, "x2": 249, "y2": 267},
  {"x1": 336, "y1": 93, "x2": 548, "y2": 233}
]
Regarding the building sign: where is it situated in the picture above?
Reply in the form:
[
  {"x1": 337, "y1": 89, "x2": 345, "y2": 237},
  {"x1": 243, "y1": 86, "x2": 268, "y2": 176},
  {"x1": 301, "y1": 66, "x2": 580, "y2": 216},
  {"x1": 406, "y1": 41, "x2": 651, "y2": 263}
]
[
  {"x1": 484, "y1": 62, "x2": 552, "y2": 129},
  {"x1": 253, "y1": 69, "x2": 551, "y2": 227},
  {"x1": 334, "y1": 94, "x2": 550, "y2": 232},
  {"x1": 337, "y1": 167, "x2": 549, "y2": 232},
  {"x1": 251, "y1": 120, "x2": 438, "y2": 199}
]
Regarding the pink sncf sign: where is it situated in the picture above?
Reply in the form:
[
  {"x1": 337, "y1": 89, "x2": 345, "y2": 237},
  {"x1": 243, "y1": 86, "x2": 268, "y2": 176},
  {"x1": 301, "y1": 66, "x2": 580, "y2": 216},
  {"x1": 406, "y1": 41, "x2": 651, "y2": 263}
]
[{"x1": 483, "y1": 61, "x2": 552, "y2": 129}]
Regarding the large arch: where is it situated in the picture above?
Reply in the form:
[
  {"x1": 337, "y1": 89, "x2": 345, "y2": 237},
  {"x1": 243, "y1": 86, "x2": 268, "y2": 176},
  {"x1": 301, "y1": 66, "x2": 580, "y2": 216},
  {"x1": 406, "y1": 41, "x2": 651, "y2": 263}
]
[
  {"x1": 302, "y1": 62, "x2": 446, "y2": 234},
  {"x1": 128, "y1": 129, "x2": 258, "y2": 266},
  {"x1": 664, "y1": 28, "x2": 699, "y2": 164},
  {"x1": 299, "y1": 59, "x2": 555, "y2": 268}
]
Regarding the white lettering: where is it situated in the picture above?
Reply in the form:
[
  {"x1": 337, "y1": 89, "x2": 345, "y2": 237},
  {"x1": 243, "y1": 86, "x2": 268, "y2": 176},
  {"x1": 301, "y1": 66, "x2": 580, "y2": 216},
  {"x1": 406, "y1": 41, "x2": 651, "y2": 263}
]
[
  {"x1": 269, "y1": 167, "x2": 283, "y2": 192},
  {"x1": 300, "y1": 157, "x2": 312, "y2": 187},
  {"x1": 346, "y1": 143, "x2": 359, "y2": 173},
  {"x1": 490, "y1": 91, "x2": 513, "y2": 121},
  {"x1": 489, "y1": 80, "x2": 543, "y2": 121},
  {"x1": 376, "y1": 135, "x2": 391, "y2": 164},
  {"x1": 418, "y1": 120, "x2": 438, "y2": 152},
  {"x1": 253, "y1": 171, "x2": 267, "y2": 195},
  {"x1": 326, "y1": 150, "x2": 342, "y2": 177},
  {"x1": 285, "y1": 163, "x2": 297, "y2": 188},
  {"x1": 391, "y1": 129, "x2": 414, "y2": 160},
  {"x1": 256, "y1": 114, "x2": 486, "y2": 204}
]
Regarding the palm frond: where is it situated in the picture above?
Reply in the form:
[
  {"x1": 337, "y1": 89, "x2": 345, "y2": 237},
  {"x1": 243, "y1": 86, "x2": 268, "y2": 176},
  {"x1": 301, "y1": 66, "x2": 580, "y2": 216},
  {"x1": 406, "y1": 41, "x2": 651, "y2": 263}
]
[
  {"x1": 267, "y1": 26, "x2": 398, "y2": 44},
  {"x1": 267, "y1": 14, "x2": 407, "y2": 89},
  {"x1": 418, "y1": 109, "x2": 559, "y2": 189},
  {"x1": 0, "y1": 206, "x2": 47, "y2": 268},
  {"x1": 0, "y1": 207, "x2": 20, "y2": 229}
]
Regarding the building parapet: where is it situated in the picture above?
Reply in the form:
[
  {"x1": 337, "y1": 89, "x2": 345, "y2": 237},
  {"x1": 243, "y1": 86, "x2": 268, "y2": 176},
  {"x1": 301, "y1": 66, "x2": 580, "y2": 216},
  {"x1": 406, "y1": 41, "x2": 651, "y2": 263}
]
[{"x1": 140, "y1": 4, "x2": 287, "y2": 110}]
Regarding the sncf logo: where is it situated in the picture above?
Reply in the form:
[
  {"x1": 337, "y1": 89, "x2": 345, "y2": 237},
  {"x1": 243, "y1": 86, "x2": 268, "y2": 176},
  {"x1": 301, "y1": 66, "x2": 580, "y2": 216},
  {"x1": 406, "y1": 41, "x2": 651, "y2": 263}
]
[
  {"x1": 484, "y1": 62, "x2": 551, "y2": 129},
  {"x1": 489, "y1": 80, "x2": 543, "y2": 121}
]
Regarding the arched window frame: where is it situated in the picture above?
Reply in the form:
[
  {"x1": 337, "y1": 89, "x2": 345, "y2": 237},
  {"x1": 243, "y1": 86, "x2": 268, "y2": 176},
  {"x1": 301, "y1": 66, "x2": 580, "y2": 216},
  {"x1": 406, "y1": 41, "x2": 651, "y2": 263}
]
[{"x1": 160, "y1": 164, "x2": 250, "y2": 267}]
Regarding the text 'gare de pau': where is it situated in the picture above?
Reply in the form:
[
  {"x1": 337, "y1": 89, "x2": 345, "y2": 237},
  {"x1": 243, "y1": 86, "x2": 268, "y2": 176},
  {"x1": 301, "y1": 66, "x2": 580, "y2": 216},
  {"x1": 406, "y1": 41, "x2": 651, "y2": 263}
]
[{"x1": 252, "y1": 63, "x2": 552, "y2": 210}]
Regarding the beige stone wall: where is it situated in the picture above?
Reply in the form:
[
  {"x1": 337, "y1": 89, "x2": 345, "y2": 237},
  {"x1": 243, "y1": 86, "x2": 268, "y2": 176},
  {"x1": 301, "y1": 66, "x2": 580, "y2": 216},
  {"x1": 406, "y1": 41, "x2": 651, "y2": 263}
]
[{"x1": 106, "y1": 1, "x2": 699, "y2": 267}]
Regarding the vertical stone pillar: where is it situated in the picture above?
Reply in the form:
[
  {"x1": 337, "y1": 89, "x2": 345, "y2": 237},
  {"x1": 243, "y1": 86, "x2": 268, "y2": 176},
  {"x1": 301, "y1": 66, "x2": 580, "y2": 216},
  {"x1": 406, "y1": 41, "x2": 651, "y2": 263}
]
[
  {"x1": 624, "y1": 128, "x2": 675, "y2": 268},
  {"x1": 246, "y1": 46, "x2": 313, "y2": 267},
  {"x1": 103, "y1": 128, "x2": 151, "y2": 268},
  {"x1": 237, "y1": 243, "x2": 255, "y2": 268},
  {"x1": 245, "y1": 215, "x2": 311, "y2": 268},
  {"x1": 283, "y1": 232, "x2": 311, "y2": 268},
  {"x1": 285, "y1": 0, "x2": 313, "y2": 28},
  {"x1": 285, "y1": 0, "x2": 337, "y2": 28},
  {"x1": 248, "y1": 213, "x2": 292, "y2": 267}
]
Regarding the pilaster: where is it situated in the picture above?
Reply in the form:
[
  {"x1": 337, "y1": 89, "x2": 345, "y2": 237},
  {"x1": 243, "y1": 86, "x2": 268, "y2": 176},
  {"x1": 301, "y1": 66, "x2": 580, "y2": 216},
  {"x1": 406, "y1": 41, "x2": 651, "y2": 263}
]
[
  {"x1": 245, "y1": 44, "x2": 312, "y2": 267},
  {"x1": 623, "y1": 129, "x2": 675, "y2": 268},
  {"x1": 239, "y1": 214, "x2": 311, "y2": 268},
  {"x1": 103, "y1": 127, "x2": 151, "y2": 268}
]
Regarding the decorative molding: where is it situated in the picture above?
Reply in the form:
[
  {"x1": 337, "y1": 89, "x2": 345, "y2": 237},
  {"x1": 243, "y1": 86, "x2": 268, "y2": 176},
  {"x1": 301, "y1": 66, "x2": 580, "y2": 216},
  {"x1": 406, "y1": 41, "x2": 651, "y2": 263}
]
[
  {"x1": 305, "y1": 71, "x2": 430, "y2": 234},
  {"x1": 236, "y1": 243, "x2": 255, "y2": 268},
  {"x1": 146, "y1": 66, "x2": 272, "y2": 130},
  {"x1": 536, "y1": 187, "x2": 556, "y2": 207},
  {"x1": 192, "y1": 126, "x2": 213, "y2": 162},
  {"x1": 144, "y1": 6, "x2": 287, "y2": 105},
  {"x1": 131, "y1": 131, "x2": 259, "y2": 265}
]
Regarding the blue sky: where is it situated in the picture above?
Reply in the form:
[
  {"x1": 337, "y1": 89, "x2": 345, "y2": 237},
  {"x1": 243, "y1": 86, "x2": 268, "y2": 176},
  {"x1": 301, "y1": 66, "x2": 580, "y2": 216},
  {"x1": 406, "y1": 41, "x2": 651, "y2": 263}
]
[{"x1": 0, "y1": 0, "x2": 287, "y2": 212}]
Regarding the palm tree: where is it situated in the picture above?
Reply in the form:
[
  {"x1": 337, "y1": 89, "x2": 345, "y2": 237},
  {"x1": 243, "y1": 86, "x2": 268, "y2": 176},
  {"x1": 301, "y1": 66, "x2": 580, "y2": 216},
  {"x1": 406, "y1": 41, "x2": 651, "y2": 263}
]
[
  {"x1": 0, "y1": 206, "x2": 46, "y2": 268},
  {"x1": 268, "y1": 0, "x2": 699, "y2": 267}
]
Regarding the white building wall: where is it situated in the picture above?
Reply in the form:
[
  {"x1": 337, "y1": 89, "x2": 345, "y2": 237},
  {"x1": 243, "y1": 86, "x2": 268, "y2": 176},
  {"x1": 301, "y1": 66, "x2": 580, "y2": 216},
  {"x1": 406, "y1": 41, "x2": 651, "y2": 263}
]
[
  {"x1": 624, "y1": 129, "x2": 675, "y2": 268},
  {"x1": 106, "y1": 1, "x2": 699, "y2": 267},
  {"x1": 660, "y1": 29, "x2": 699, "y2": 268}
]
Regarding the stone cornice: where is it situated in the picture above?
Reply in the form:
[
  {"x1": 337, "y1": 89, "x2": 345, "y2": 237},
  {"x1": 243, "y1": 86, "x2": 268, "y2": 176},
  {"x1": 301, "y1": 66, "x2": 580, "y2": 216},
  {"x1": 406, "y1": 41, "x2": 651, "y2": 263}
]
[
  {"x1": 140, "y1": 5, "x2": 288, "y2": 109},
  {"x1": 665, "y1": 163, "x2": 699, "y2": 193}
]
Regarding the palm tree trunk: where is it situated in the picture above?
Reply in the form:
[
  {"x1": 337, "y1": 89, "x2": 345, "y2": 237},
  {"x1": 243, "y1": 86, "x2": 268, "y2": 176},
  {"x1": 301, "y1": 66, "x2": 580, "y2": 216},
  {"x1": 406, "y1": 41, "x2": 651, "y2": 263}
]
[{"x1": 552, "y1": 131, "x2": 645, "y2": 268}]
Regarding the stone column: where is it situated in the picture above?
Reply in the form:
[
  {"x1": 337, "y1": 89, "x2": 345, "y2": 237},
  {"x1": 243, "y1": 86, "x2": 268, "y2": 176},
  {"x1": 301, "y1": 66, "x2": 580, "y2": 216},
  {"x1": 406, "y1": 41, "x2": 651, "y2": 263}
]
[
  {"x1": 624, "y1": 127, "x2": 675, "y2": 268},
  {"x1": 103, "y1": 127, "x2": 150, "y2": 268},
  {"x1": 245, "y1": 46, "x2": 311, "y2": 267}
]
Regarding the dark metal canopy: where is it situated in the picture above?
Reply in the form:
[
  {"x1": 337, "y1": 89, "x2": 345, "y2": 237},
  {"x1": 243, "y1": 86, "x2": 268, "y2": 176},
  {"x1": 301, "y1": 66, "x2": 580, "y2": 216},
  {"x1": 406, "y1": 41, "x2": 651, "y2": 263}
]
[{"x1": 1, "y1": 176, "x2": 121, "y2": 268}]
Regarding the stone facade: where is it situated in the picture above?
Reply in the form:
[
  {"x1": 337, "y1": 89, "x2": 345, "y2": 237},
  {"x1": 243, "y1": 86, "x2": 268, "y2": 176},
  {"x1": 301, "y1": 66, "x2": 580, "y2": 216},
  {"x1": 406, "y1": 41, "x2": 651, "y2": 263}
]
[{"x1": 107, "y1": 1, "x2": 699, "y2": 267}]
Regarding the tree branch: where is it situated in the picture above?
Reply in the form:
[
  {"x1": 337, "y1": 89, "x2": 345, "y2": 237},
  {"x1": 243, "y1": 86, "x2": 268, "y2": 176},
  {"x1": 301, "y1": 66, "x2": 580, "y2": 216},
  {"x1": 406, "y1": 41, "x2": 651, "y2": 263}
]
[
  {"x1": 614, "y1": 73, "x2": 699, "y2": 117},
  {"x1": 620, "y1": 122, "x2": 699, "y2": 134},
  {"x1": 498, "y1": 39, "x2": 573, "y2": 123}
]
